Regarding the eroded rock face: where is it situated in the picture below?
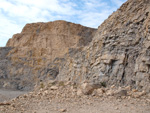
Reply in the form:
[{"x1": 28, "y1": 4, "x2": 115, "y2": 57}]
[
  {"x1": 57, "y1": 0, "x2": 150, "y2": 92},
  {"x1": 0, "y1": 21, "x2": 96, "y2": 90},
  {"x1": 0, "y1": 47, "x2": 35, "y2": 90},
  {"x1": 7, "y1": 20, "x2": 96, "y2": 61},
  {"x1": 0, "y1": 0, "x2": 150, "y2": 93}
]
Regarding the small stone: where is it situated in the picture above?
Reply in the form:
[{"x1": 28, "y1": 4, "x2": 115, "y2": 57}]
[
  {"x1": 96, "y1": 88, "x2": 105, "y2": 96},
  {"x1": 116, "y1": 90, "x2": 127, "y2": 97},
  {"x1": 111, "y1": 85, "x2": 115, "y2": 89},
  {"x1": 115, "y1": 107, "x2": 119, "y2": 110},
  {"x1": 106, "y1": 89, "x2": 114, "y2": 96},
  {"x1": 23, "y1": 95, "x2": 27, "y2": 98},
  {"x1": 121, "y1": 96, "x2": 126, "y2": 99},
  {"x1": 146, "y1": 99, "x2": 150, "y2": 103},
  {"x1": 59, "y1": 109, "x2": 67, "y2": 112},
  {"x1": 132, "y1": 89, "x2": 138, "y2": 92},
  {"x1": 128, "y1": 96, "x2": 131, "y2": 100},
  {"x1": 97, "y1": 88, "x2": 105, "y2": 94},
  {"x1": 50, "y1": 86, "x2": 58, "y2": 90},
  {"x1": 148, "y1": 36, "x2": 150, "y2": 40},
  {"x1": 77, "y1": 89, "x2": 83, "y2": 96},
  {"x1": 124, "y1": 104, "x2": 127, "y2": 107},
  {"x1": 43, "y1": 90, "x2": 49, "y2": 95},
  {"x1": 65, "y1": 81, "x2": 71, "y2": 86},
  {"x1": 125, "y1": 86, "x2": 131, "y2": 91},
  {"x1": 80, "y1": 83, "x2": 95, "y2": 95},
  {"x1": 117, "y1": 99, "x2": 122, "y2": 102}
]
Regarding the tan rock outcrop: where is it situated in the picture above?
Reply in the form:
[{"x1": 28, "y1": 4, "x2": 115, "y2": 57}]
[
  {"x1": 0, "y1": 21, "x2": 96, "y2": 90},
  {"x1": 7, "y1": 20, "x2": 96, "y2": 62}
]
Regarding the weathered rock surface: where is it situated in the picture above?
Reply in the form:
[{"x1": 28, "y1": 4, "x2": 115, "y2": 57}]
[
  {"x1": 7, "y1": 20, "x2": 96, "y2": 61},
  {"x1": 0, "y1": 47, "x2": 35, "y2": 90},
  {"x1": 56, "y1": 0, "x2": 150, "y2": 92},
  {"x1": 0, "y1": 21, "x2": 96, "y2": 90},
  {"x1": 0, "y1": 0, "x2": 150, "y2": 112},
  {"x1": 0, "y1": 0, "x2": 150, "y2": 94}
]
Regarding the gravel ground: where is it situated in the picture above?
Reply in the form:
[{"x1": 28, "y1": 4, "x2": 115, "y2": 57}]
[
  {"x1": 0, "y1": 89, "x2": 28, "y2": 102},
  {"x1": 0, "y1": 84, "x2": 150, "y2": 113}
]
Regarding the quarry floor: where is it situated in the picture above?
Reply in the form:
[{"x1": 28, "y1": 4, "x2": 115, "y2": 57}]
[{"x1": 0, "y1": 87, "x2": 150, "y2": 113}]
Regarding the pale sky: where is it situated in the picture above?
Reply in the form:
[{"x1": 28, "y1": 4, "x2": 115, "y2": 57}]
[{"x1": 0, "y1": 0, "x2": 127, "y2": 47}]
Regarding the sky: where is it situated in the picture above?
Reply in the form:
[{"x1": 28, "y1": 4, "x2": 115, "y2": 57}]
[{"x1": 0, "y1": 0, "x2": 127, "y2": 47}]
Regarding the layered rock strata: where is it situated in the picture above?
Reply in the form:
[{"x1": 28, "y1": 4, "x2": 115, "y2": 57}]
[
  {"x1": 0, "y1": 21, "x2": 96, "y2": 90},
  {"x1": 0, "y1": 0, "x2": 150, "y2": 93},
  {"x1": 57, "y1": 0, "x2": 150, "y2": 92}
]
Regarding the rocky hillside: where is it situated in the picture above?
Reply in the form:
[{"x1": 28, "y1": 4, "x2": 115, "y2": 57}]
[
  {"x1": 0, "y1": 21, "x2": 96, "y2": 90},
  {"x1": 56, "y1": 0, "x2": 150, "y2": 92},
  {"x1": 7, "y1": 20, "x2": 96, "y2": 61},
  {"x1": 0, "y1": 0, "x2": 150, "y2": 112},
  {"x1": 0, "y1": 0, "x2": 150, "y2": 93}
]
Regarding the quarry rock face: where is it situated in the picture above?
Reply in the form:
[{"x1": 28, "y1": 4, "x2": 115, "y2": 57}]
[
  {"x1": 0, "y1": 21, "x2": 96, "y2": 90},
  {"x1": 7, "y1": 20, "x2": 96, "y2": 61},
  {"x1": 57, "y1": 0, "x2": 150, "y2": 92},
  {"x1": 0, "y1": 0, "x2": 150, "y2": 93}
]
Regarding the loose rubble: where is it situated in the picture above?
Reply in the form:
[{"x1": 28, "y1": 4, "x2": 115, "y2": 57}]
[{"x1": 0, "y1": 81, "x2": 149, "y2": 113}]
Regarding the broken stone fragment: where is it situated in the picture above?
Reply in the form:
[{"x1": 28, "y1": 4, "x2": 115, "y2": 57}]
[
  {"x1": 59, "y1": 108, "x2": 67, "y2": 112},
  {"x1": 50, "y1": 86, "x2": 58, "y2": 90},
  {"x1": 115, "y1": 89, "x2": 127, "y2": 97},
  {"x1": 79, "y1": 82, "x2": 99, "y2": 95}
]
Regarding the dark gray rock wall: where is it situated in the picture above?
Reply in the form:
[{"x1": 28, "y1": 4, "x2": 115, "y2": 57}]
[
  {"x1": 0, "y1": 47, "x2": 34, "y2": 90},
  {"x1": 57, "y1": 0, "x2": 150, "y2": 92}
]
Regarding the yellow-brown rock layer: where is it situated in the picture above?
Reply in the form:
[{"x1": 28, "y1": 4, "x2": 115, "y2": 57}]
[{"x1": 7, "y1": 20, "x2": 97, "y2": 62}]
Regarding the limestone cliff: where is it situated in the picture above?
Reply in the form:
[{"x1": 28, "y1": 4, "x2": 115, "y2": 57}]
[
  {"x1": 0, "y1": 21, "x2": 96, "y2": 90},
  {"x1": 57, "y1": 0, "x2": 150, "y2": 92},
  {"x1": 0, "y1": 0, "x2": 150, "y2": 92},
  {"x1": 7, "y1": 20, "x2": 96, "y2": 61}
]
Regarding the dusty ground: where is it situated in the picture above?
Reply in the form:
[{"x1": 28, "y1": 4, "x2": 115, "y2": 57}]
[
  {"x1": 12, "y1": 96, "x2": 149, "y2": 113},
  {"x1": 0, "y1": 89, "x2": 28, "y2": 102},
  {"x1": 0, "y1": 83, "x2": 150, "y2": 113}
]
